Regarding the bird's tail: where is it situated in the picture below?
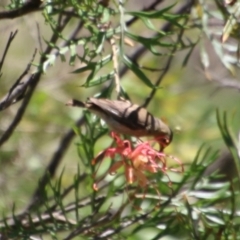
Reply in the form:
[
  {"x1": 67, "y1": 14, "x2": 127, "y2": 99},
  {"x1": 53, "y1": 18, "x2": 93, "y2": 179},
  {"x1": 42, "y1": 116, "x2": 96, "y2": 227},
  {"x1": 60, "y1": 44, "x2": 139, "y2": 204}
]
[{"x1": 66, "y1": 99, "x2": 86, "y2": 108}]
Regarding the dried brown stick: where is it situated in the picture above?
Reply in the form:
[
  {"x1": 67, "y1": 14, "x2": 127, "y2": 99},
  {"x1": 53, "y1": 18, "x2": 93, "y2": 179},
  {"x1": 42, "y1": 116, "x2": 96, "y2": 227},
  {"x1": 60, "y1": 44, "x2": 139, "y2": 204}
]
[
  {"x1": 0, "y1": 0, "x2": 43, "y2": 20},
  {"x1": 0, "y1": 49, "x2": 37, "y2": 111},
  {"x1": 0, "y1": 30, "x2": 18, "y2": 74}
]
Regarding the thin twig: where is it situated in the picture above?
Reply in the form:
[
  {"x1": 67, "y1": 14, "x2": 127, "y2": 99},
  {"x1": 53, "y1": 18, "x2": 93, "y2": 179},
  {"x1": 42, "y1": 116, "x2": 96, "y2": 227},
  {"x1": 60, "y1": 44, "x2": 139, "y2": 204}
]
[
  {"x1": 25, "y1": 21, "x2": 85, "y2": 212},
  {"x1": 64, "y1": 202, "x2": 128, "y2": 240},
  {"x1": 110, "y1": 37, "x2": 120, "y2": 96},
  {"x1": 0, "y1": 14, "x2": 71, "y2": 147},
  {"x1": 142, "y1": 4, "x2": 193, "y2": 108},
  {"x1": 25, "y1": 0, "x2": 195, "y2": 213},
  {"x1": 44, "y1": 173, "x2": 88, "y2": 213},
  {"x1": 0, "y1": 30, "x2": 18, "y2": 74},
  {"x1": 214, "y1": 77, "x2": 240, "y2": 91},
  {"x1": 0, "y1": 211, "x2": 77, "y2": 229},
  {"x1": 0, "y1": 73, "x2": 40, "y2": 147},
  {"x1": 126, "y1": 0, "x2": 164, "y2": 27},
  {"x1": 0, "y1": 49, "x2": 37, "y2": 111},
  {"x1": 26, "y1": 2, "x2": 175, "y2": 212},
  {"x1": 36, "y1": 22, "x2": 43, "y2": 53},
  {"x1": 98, "y1": 211, "x2": 151, "y2": 239},
  {"x1": 26, "y1": 116, "x2": 85, "y2": 211},
  {"x1": 119, "y1": 1, "x2": 193, "y2": 81},
  {"x1": 0, "y1": 0, "x2": 43, "y2": 19}
]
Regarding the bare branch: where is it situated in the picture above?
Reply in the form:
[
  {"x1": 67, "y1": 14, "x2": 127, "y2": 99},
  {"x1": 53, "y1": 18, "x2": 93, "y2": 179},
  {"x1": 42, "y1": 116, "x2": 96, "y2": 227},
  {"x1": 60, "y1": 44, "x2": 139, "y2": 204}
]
[
  {"x1": 0, "y1": 49, "x2": 37, "y2": 111},
  {"x1": 110, "y1": 37, "x2": 120, "y2": 96},
  {"x1": 0, "y1": 13, "x2": 72, "y2": 147},
  {"x1": 36, "y1": 22, "x2": 43, "y2": 53},
  {"x1": 26, "y1": 2, "x2": 195, "y2": 213},
  {"x1": 125, "y1": 0, "x2": 164, "y2": 27},
  {"x1": 20, "y1": 1, "x2": 196, "y2": 216},
  {"x1": 143, "y1": 10, "x2": 190, "y2": 108},
  {"x1": 0, "y1": 72, "x2": 40, "y2": 147},
  {"x1": 0, "y1": 30, "x2": 18, "y2": 74},
  {"x1": 0, "y1": 0, "x2": 43, "y2": 20},
  {"x1": 25, "y1": 21, "x2": 86, "y2": 212},
  {"x1": 214, "y1": 77, "x2": 240, "y2": 91},
  {"x1": 118, "y1": 1, "x2": 194, "y2": 108},
  {"x1": 26, "y1": 116, "x2": 85, "y2": 211}
]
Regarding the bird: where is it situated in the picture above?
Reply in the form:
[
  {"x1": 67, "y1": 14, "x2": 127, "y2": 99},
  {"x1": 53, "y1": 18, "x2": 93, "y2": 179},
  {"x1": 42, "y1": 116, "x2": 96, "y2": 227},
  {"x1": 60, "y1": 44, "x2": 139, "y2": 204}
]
[{"x1": 66, "y1": 97, "x2": 173, "y2": 149}]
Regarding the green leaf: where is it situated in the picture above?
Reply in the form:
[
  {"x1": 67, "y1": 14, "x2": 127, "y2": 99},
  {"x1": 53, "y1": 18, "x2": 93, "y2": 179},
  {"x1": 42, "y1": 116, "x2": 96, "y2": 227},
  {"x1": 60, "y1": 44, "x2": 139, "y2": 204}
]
[
  {"x1": 182, "y1": 38, "x2": 199, "y2": 67},
  {"x1": 127, "y1": 4, "x2": 176, "y2": 19},
  {"x1": 222, "y1": 2, "x2": 240, "y2": 43},
  {"x1": 200, "y1": 40, "x2": 210, "y2": 70},
  {"x1": 188, "y1": 189, "x2": 230, "y2": 199},
  {"x1": 82, "y1": 71, "x2": 115, "y2": 87},
  {"x1": 216, "y1": 110, "x2": 240, "y2": 186},
  {"x1": 126, "y1": 32, "x2": 173, "y2": 56},
  {"x1": 42, "y1": 54, "x2": 57, "y2": 72},
  {"x1": 127, "y1": 4, "x2": 187, "y2": 30},
  {"x1": 204, "y1": 214, "x2": 225, "y2": 225},
  {"x1": 69, "y1": 43, "x2": 77, "y2": 66},
  {"x1": 95, "y1": 32, "x2": 106, "y2": 54},
  {"x1": 72, "y1": 62, "x2": 96, "y2": 74},
  {"x1": 72, "y1": 54, "x2": 112, "y2": 85},
  {"x1": 141, "y1": 17, "x2": 166, "y2": 33},
  {"x1": 211, "y1": 39, "x2": 235, "y2": 75},
  {"x1": 122, "y1": 55, "x2": 156, "y2": 89}
]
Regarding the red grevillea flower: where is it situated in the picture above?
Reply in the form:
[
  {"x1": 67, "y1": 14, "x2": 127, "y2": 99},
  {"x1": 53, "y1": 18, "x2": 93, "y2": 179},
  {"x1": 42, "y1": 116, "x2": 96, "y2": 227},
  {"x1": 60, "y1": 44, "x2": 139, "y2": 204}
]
[{"x1": 92, "y1": 132, "x2": 183, "y2": 194}]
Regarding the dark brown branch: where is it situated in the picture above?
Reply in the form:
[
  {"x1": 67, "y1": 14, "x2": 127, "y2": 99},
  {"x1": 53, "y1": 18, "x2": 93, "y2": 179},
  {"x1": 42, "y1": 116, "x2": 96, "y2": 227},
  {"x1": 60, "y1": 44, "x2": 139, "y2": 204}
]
[
  {"x1": 44, "y1": 2, "x2": 166, "y2": 201},
  {"x1": 0, "y1": 73, "x2": 40, "y2": 147},
  {"x1": 1, "y1": 184, "x2": 124, "y2": 228},
  {"x1": 25, "y1": 0, "x2": 194, "y2": 216},
  {"x1": 26, "y1": 116, "x2": 85, "y2": 211},
  {"x1": 126, "y1": 0, "x2": 164, "y2": 27},
  {"x1": 0, "y1": 0, "x2": 43, "y2": 20},
  {"x1": 36, "y1": 22, "x2": 43, "y2": 53},
  {"x1": 214, "y1": 77, "x2": 240, "y2": 91},
  {"x1": 32, "y1": 0, "x2": 192, "y2": 232},
  {"x1": 143, "y1": 4, "x2": 192, "y2": 108},
  {"x1": 0, "y1": 49, "x2": 37, "y2": 111},
  {"x1": 25, "y1": 21, "x2": 85, "y2": 212},
  {"x1": 119, "y1": 0, "x2": 194, "y2": 108},
  {"x1": 0, "y1": 30, "x2": 18, "y2": 75},
  {"x1": 0, "y1": 14, "x2": 72, "y2": 147}
]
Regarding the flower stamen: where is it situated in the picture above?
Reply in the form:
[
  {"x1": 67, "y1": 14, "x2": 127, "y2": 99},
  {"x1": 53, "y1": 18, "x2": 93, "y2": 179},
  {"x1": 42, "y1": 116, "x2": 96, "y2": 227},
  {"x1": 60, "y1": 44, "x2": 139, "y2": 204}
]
[{"x1": 91, "y1": 132, "x2": 183, "y2": 203}]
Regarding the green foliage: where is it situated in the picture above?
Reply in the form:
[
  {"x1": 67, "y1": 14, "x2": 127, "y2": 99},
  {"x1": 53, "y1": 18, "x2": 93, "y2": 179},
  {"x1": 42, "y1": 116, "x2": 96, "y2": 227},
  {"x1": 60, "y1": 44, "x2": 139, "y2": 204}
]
[
  {"x1": 217, "y1": 110, "x2": 240, "y2": 185},
  {"x1": 1, "y1": 0, "x2": 240, "y2": 239},
  {"x1": 38, "y1": 0, "x2": 189, "y2": 90},
  {"x1": 1, "y1": 138, "x2": 239, "y2": 239},
  {"x1": 196, "y1": 0, "x2": 240, "y2": 75}
]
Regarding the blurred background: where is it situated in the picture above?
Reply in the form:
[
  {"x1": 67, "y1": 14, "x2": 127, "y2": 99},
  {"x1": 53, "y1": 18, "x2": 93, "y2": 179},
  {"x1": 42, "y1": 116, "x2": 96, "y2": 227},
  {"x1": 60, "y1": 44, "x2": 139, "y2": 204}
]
[{"x1": 0, "y1": 0, "x2": 240, "y2": 238}]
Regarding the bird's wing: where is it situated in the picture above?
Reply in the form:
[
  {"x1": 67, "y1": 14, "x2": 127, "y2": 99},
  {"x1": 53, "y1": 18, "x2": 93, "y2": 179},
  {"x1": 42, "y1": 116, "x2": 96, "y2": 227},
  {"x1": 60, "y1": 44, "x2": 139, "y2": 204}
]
[{"x1": 88, "y1": 98, "x2": 154, "y2": 130}]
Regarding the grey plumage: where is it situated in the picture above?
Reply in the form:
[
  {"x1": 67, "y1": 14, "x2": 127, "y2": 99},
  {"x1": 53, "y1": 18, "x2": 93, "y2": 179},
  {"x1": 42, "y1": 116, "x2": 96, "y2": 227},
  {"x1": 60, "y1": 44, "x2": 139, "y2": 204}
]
[{"x1": 67, "y1": 97, "x2": 173, "y2": 148}]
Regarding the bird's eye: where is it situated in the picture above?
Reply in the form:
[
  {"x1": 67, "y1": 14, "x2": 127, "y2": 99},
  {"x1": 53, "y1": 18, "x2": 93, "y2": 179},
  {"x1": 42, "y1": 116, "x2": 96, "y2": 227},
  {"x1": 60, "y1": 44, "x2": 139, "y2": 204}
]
[{"x1": 161, "y1": 138, "x2": 170, "y2": 146}]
